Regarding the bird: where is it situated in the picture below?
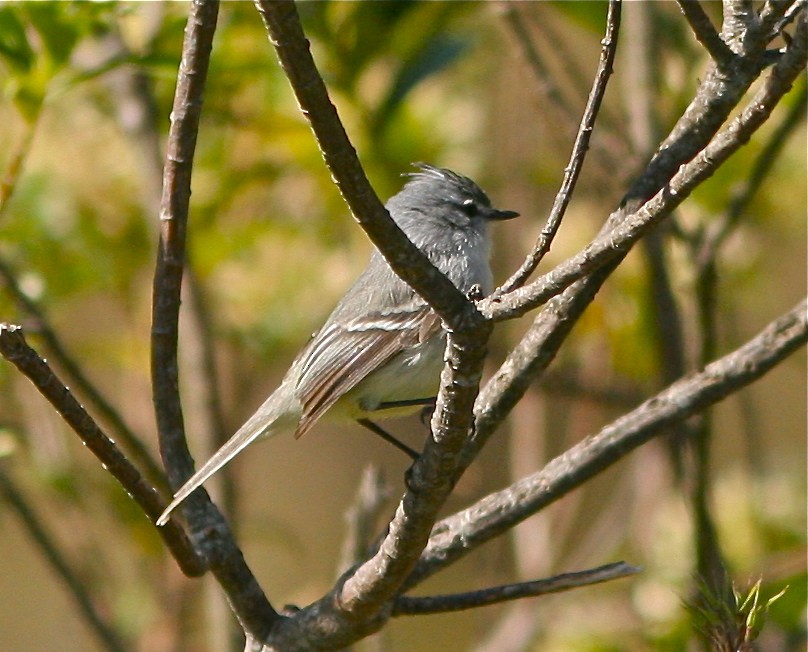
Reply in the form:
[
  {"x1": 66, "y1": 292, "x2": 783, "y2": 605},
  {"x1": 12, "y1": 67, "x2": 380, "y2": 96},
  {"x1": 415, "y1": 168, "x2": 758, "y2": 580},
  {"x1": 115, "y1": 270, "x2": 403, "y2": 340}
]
[{"x1": 156, "y1": 164, "x2": 518, "y2": 526}]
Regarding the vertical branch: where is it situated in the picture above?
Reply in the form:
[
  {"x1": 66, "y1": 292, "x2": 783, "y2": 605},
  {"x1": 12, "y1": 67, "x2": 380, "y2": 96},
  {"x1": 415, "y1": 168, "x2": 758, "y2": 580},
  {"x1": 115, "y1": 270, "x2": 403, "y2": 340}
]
[
  {"x1": 151, "y1": 0, "x2": 219, "y2": 489},
  {"x1": 150, "y1": 1, "x2": 280, "y2": 640}
]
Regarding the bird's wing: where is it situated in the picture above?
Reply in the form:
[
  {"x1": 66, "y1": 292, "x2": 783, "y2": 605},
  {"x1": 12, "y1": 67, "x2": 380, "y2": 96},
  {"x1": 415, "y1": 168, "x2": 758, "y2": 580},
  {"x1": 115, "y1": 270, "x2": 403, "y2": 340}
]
[{"x1": 293, "y1": 304, "x2": 441, "y2": 438}]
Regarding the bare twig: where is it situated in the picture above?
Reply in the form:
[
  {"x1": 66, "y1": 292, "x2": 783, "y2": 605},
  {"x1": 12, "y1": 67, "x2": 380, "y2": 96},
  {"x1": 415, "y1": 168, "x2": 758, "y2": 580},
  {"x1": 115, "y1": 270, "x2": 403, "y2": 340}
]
[
  {"x1": 336, "y1": 465, "x2": 391, "y2": 577},
  {"x1": 0, "y1": 258, "x2": 168, "y2": 492},
  {"x1": 0, "y1": 466, "x2": 129, "y2": 652},
  {"x1": 698, "y1": 78, "x2": 807, "y2": 262},
  {"x1": 676, "y1": 0, "x2": 735, "y2": 63},
  {"x1": 463, "y1": 12, "x2": 806, "y2": 487},
  {"x1": 0, "y1": 323, "x2": 205, "y2": 577},
  {"x1": 495, "y1": 0, "x2": 622, "y2": 296},
  {"x1": 481, "y1": 17, "x2": 808, "y2": 323},
  {"x1": 394, "y1": 561, "x2": 639, "y2": 615},
  {"x1": 406, "y1": 299, "x2": 807, "y2": 588},
  {"x1": 150, "y1": 0, "x2": 280, "y2": 640},
  {"x1": 253, "y1": 0, "x2": 478, "y2": 332}
]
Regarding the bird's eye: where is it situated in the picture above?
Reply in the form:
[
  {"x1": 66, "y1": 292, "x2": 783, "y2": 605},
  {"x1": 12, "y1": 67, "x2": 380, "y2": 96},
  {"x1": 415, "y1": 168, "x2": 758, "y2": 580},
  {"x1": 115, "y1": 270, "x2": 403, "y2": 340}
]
[{"x1": 460, "y1": 198, "x2": 479, "y2": 216}]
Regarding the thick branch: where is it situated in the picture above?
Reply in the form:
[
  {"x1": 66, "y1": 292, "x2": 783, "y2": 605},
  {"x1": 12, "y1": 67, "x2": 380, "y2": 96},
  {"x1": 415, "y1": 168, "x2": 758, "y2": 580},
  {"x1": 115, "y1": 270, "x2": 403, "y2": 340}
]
[
  {"x1": 393, "y1": 561, "x2": 639, "y2": 616},
  {"x1": 252, "y1": 0, "x2": 480, "y2": 332},
  {"x1": 0, "y1": 323, "x2": 205, "y2": 577},
  {"x1": 406, "y1": 300, "x2": 807, "y2": 587}
]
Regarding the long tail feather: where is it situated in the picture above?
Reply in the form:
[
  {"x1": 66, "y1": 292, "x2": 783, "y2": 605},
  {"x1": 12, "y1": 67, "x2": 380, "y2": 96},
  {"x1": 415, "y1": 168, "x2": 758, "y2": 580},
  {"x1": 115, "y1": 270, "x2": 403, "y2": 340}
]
[{"x1": 156, "y1": 386, "x2": 296, "y2": 526}]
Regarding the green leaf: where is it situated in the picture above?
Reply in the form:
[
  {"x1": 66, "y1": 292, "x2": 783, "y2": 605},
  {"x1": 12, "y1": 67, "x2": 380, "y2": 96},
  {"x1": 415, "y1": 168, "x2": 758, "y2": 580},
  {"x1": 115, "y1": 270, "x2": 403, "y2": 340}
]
[{"x1": 0, "y1": 7, "x2": 34, "y2": 72}]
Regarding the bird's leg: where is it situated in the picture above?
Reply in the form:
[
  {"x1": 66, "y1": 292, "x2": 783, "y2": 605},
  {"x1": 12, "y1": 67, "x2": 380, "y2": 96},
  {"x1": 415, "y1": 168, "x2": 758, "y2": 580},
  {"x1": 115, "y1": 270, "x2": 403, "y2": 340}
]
[
  {"x1": 357, "y1": 418, "x2": 420, "y2": 461},
  {"x1": 365, "y1": 396, "x2": 437, "y2": 458},
  {"x1": 374, "y1": 397, "x2": 436, "y2": 411}
]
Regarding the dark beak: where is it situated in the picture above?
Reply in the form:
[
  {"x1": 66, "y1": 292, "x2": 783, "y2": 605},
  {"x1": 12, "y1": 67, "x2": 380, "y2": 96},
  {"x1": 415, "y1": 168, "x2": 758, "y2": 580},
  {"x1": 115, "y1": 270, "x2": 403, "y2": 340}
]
[{"x1": 486, "y1": 208, "x2": 520, "y2": 221}]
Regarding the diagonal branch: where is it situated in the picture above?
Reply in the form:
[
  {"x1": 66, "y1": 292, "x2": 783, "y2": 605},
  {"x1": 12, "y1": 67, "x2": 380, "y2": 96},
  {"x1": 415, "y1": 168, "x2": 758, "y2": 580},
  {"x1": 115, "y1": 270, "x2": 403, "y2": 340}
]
[
  {"x1": 0, "y1": 257, "x2": 168, "y2": 492},
  {"x1": 676, "y1": 0, "x2": 735, "y2": 64},
  {"x1": 495, "y1": 0, "x2": 622, "y2": 296},
  {"x1": 480, "y1": 16, "x2": 808, "y2": 323},
  {"x1": 0, "y1": 323, "x2": 205, "y2": 577},
  {"x1": 406, "y1": 299, "x2": 807, "y2": 588},
  {"x1": 0, "y1": 467, "x2": 129, "y2": 652},
  {"x1": 252, "y1": 0, "x2": 480, "y2": 333},
  {"x1": 393, "y1": 561, "x2": 639, "y2": 616}
]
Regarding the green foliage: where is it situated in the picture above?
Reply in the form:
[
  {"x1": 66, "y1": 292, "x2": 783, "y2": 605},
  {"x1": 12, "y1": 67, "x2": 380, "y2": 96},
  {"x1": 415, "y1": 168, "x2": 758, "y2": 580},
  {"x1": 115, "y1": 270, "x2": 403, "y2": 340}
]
[
  {"x1": 0, "y1": 2, "x2": 116, "y2": 120},
  {"x1": 687, "y1": 576, "x2": 789, "y2": 651},
  {"x1": 0, "y1": 2, "x2": 804, "y2": 651}
]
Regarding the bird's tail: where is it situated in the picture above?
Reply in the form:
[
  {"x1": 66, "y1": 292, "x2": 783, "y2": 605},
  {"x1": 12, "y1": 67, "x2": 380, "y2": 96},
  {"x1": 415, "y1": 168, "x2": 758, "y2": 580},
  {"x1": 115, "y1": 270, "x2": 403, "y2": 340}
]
[{"x1": 156, "y1": 383, "x2": 296, "y2": 526}]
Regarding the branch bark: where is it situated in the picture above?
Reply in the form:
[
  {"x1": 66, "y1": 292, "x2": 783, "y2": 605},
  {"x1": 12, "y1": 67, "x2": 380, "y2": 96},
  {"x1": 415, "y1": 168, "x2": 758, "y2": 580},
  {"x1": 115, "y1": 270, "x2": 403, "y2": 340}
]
[
  {"x1": 253, "y1": 0, "x2": 479, "y2": 333},
  {"x1": 149, "y1": 0, "x2": 280, "y2": 640},
  {"x1": 0, "y1": 323, "x2": 205, "y2": 577},
  {"x1": 393, "y1": 561, "x2": 639, "y2": 616},
  {"x1": 406, "y1": 299, "x2": 807, "y2": 587},
  {"x1": 495, "y1": 0, "x2": 622, "y2": 295}
]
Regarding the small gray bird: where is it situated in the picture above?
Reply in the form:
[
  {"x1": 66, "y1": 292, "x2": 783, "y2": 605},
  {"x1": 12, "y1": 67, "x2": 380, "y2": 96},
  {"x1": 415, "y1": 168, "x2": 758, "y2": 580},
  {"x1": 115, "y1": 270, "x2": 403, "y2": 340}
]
[{"x1": 157, "y1": 164, "x2": 518, "y2": 526}]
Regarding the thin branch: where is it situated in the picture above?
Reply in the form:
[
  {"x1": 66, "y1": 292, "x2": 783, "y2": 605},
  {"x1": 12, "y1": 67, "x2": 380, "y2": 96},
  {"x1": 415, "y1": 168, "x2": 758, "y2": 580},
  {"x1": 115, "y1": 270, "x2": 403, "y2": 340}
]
[
  {"x1": 150, "y1": 0, "x2": 280, "y2": 638},
  {"x1": 770, "y1": 0, "x2": 806, "y2": 37},
  {"x1": 152, "y1": 0, "x2": 217, "y2": 492},
  {"x1": 336, "y1": 465, "x2": 391, "y2": 578},
  {"x1": 699, "y1": 77, "x2": 807, "y2": 261},
  {"x1": 494, "y1": 0, "x2": 622, "y2": 296},
  {"x1": 481, "y1": 18, "x2": 807, "y2": 322},
  {"x1": 676, "y1": 0, "x2": 735, "y2": 63},
  {"x1": 757, "y1": 0, "x2": 798, "y2": 39},
  {"x1": 406, "y1": 299, "x2": 807, "y2": 588},
  {"x1": 0, "y1": 257, "x2": 168, "y2": 492},
  {"x1": 0, "y1": 323, "x2": 205, "y2": 577},
  {"x1": 459, "y1": 11, "x2": 807, "y2": 491},
  {"x1": 0, "y1": 466, "x2": 129, "y2": 652},
  {"x1": 253, "y1": 0, "x2": 479, "y2": 332},
  {"x1": 393, "y1": 561, "x2": 639, "y2": 616}
]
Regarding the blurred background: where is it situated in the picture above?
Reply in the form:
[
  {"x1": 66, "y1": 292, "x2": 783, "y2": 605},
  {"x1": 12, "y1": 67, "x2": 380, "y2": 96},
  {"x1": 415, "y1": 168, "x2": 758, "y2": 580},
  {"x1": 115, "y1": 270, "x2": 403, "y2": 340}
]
[{"x1": 0, "y1": 2, "x2": 804, "y2": 651}]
